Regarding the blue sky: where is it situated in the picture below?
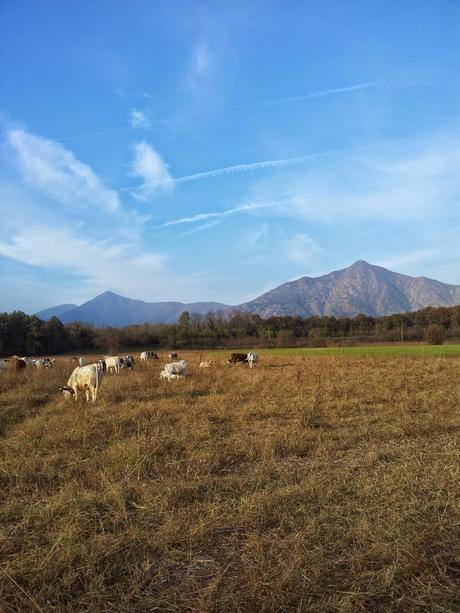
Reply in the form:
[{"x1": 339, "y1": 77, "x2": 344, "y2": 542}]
[{"x1": 1, "y1": 1, "x2": 459, "y2": 313}]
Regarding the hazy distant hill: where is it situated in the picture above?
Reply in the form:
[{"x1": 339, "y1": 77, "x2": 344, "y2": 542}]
[
  {"x1": 36, "y1": 304, "x2": 78, "y2": 320},
  {"x1": 238, "y1": 260, "x2": 460, "y2": 318},
  {"x1": 51, "y1": 291, "x2": 229, "y2": 327}
]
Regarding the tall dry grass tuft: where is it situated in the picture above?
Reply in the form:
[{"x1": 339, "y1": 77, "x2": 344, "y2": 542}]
[{"x1": 0, "y1": 352, "x2": 459, "y2": 612}]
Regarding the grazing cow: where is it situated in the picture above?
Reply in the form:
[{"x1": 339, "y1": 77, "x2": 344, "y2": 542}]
[
  {"x1": 96, "y1": 359, "x2": 107, "y2": 372},
  {"x1": 140, "y1": 351, "x2": 159, "y2": 363},
  {"x1": 168, "y1": 352, "x2": 178, "y2": 360},
  {"x1": 34, "y1": 357, "x2": 55, "y2": 369},
  {"x1": 0, "y1": 359, "x2": 5, "y2": 373},
  {"x1": 160, "y1": 359, "x2": 188, "y2": 381},
  {"x1": 105, "y1": 356, "x2": 123, "y2": 375},
  {"x1": 121, "y1": 355, "x2": 135, "y2": 370},
  {"x1": 199, "y1": 360, "x2": 213, "y2": 368},
  {"x1": 247, "y1": 351, "x2": 258, "y2": 369},
  {"x1": 227, "y1": 353, "x2": 248, "y2": 365},
  {"x1": 59, "y1": 363, "x2": 104, "y2": 403}
]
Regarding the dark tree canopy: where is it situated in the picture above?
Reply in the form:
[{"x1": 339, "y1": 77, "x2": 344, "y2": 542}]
[{"x1": 1, "y1": 304, "x2": 460, "y2": 356}]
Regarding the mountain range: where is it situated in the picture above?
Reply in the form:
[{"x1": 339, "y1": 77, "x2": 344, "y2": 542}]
[
  {"x1": 36, "y1": 261, "x2": 460, "y2": 326},
  {"x1": 39, "y1": 293, "x2": 230, "y2": 327}
]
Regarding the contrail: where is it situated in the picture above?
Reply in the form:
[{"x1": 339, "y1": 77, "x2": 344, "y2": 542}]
[
  {"x1": 173, "y1": 148, "x2": 343, "y2": 185},
  {"x1": 259, "y1": 81, "x2": 380, "y2": 107},
  {"x1": 156, "y1": 203, "x2": 271, "y2": 228},
  {"x1": 123, "y1": 146, "x2": 348, "y2": 194}
]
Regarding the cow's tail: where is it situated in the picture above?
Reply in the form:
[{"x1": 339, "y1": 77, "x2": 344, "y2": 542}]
[{"x1": 95, "y1": 363, "x2": 99, "y2": 401}]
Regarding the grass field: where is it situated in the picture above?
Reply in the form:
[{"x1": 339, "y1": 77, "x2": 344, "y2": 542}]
[
  {"x1": 1, "y1": 351, "x2": 459, "y2": 612},
  {"x1": 210, "y1": 343, "x2": 460, "y2": 359}
]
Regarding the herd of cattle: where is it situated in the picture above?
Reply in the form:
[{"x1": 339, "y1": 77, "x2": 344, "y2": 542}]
[{"x1": 0, "y1": 351, "x2": 258, "y2": 403}]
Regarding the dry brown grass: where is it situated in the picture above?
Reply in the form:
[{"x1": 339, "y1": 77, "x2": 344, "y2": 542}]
[{"x1": 0, "y1": 352, "x2": 459, "y2": 612}]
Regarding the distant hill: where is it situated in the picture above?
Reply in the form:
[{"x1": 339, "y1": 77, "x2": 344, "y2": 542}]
[
  {"x1": 36, "y1": 261, "x2": 460, "y2": 326},
  {"x1": 36, "y1": 304, "x2": 78, "y2": 320},
  {"x1": 237, "y1": 260, "x2": 460, "y2": 318},
  {"x1": 53, "y1": 291, "x2": 229, "y2": 327}
]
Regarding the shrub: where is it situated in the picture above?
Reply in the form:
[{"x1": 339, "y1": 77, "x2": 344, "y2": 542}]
[{"x1": 425, "y1": 324, "x2": 446, "y2": 345}]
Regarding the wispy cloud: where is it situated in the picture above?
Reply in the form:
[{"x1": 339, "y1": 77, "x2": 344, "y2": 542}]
[
  {"x1": 247, "y1": 222, "x2": 270, "y2": 249},
  {"x1": 0, "y1": 225, "x2": 166, "y2": 296},
  {"x1": 287, "y1": 233, "x2": 323, "y2": 265},
  {"x1": 247, "y1": 137, "x2": 460, "y2": 224},
  {"x1": 129, "y1": 109, "x2": 151, "y2": 129},
  {"x1": 192, "y1": 42, "x2": 211, "y2": 79},
  {"x1": 0, "y1": 126, "x2": 212, "y2": 306},
  {"x1": 186, "y1": 41, "x2": 212, "y2": 92},
  {"x1": 377, "y1": 249, "x2": 439, "y2": 271},
  {"x1": 130, "y1": 141, "x2": 173, "y2": 198},
  {"x1": 7, "y1": 128, "x2": 120, "y2": 212}
]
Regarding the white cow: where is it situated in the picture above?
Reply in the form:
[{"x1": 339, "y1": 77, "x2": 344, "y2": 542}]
[
  {"x1": 140, "y1": 351, "x2": 158, "y2": 363},
  {"x1": 0, "y1": 359, "x2": 5, "y2": 373},
  {"x1": 78, "y1": 357, "x2": 89, "y2": 367},
  {"x1": 59, "y1": 363, "x2": 104, "y2": 402},
  {"x1": 160, "y1": 359, "x2": 188, "y2": 381},
  {"x1": 199, "y1": 360, "x2": 213, "y2": 368},
  {"x1": 105, "y1": 356, "x2": 123, "y2": 375},
  {"x1": 247, "y1": 351, "x2": 258, "y2": 369},
  {"x1": 34, "y1": 357, "x2": 55, "y2": 368}
]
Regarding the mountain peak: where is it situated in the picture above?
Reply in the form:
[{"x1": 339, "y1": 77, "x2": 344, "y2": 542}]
[
  {"x1": 96, "y1": 290, "x2": 120, "y2": 299},
  {"x1": 239, "y1": 261, "x2": 460, "y2": 318},
  {"x1": 349, "y1": 259, "x2": 372, "y2": 269}
]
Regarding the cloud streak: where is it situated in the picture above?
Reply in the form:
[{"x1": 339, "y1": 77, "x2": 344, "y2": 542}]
[{"x1": 156, "y1": 203, "x2": 272, "y2": 228}]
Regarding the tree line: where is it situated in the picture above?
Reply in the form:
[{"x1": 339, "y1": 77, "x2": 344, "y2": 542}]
[{"x1": 1, "y1": 305, "x2": 460, "y2": 356}]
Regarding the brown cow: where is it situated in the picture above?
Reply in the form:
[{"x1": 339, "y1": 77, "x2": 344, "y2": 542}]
[
  {"x1": 227, "y1": 353, "x2": 248, "y2": 365},
  {"x1": 14, "y1": 358, "x2": 27, "y2": 371}
]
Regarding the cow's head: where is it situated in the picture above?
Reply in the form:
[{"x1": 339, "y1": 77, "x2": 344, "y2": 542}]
[{"x1": 58, "y1": 385, "x2": 75, "y2": 399}]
